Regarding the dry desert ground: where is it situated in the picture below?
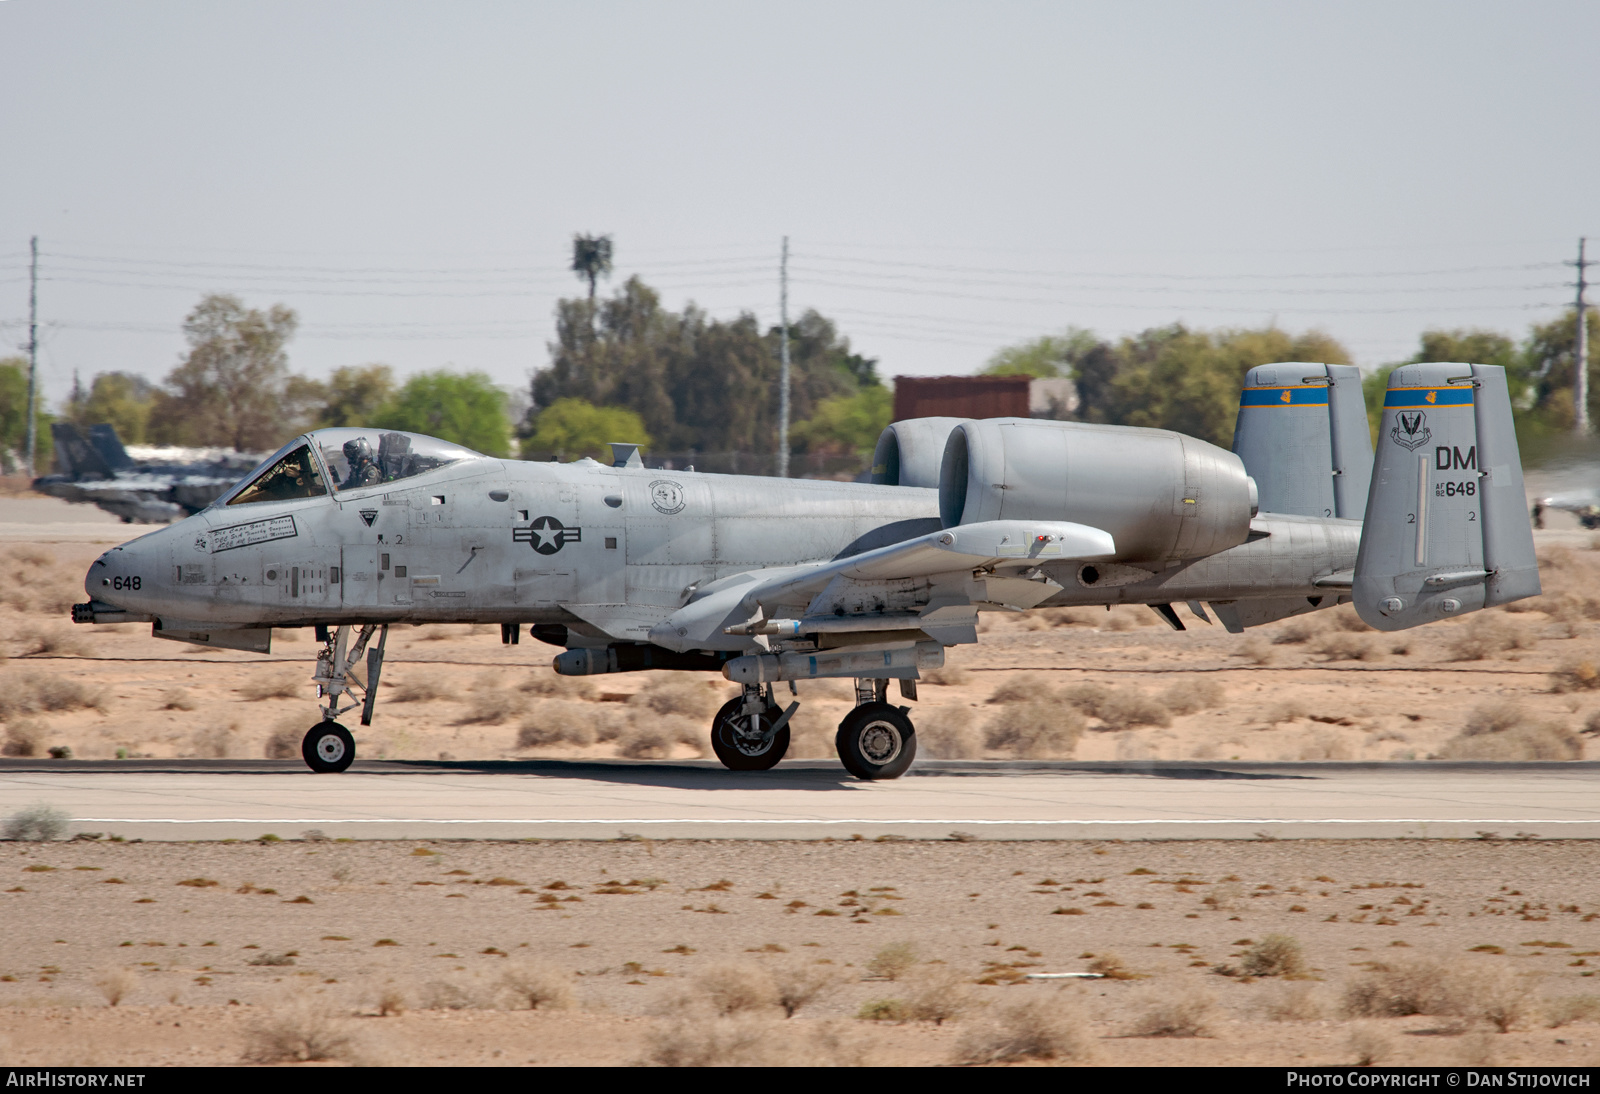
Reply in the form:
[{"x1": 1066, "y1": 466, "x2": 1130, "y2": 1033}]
[
  {"x1": 1, "y1": 838, "x2": 1600, "y2": 1066},
  {"x1": 8, "y1": 491, "x2": 1600, "y2": 1065}
]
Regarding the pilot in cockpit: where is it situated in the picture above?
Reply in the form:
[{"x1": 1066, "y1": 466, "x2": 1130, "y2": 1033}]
[{"x1": 340, "y1": 436, "x2": 382, "y2": 491}]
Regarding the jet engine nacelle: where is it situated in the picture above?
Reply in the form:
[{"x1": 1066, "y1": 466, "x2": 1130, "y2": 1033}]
[
  {"x1": 938, "y1": 418, "x2": 1257, "y2": 562},
  {"x1": 871, "y1": 417, "x2": 968, "y2": 489}
]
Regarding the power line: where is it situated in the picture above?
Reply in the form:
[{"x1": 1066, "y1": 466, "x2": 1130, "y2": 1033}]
[
  {"x1": 800, "y1": 235, "x2": 1577, "y2": 258},
  {"x1": 792, "y1": 265, "x2": 1562, "y2": 297},
  {"x1": 796, "y1": 251, "x2": 1564, "y2": 282},
  {"x1": 45, "y1": 254, "x2": 777, "y2": 280},
  {"x1": 792, "y1": 275, "x2": 1563, "y2": 315}
]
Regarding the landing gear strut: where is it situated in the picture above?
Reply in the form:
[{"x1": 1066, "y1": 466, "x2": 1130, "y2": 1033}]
[
  {"x1": 710, "y1": 683, "x2": 798, "y2": 771},
  {"x1": 300, "y1": 624, "x2": 388, "y2": 774},
  {"x1": 835, "y1": 678, "x2": 917, "y2": 781}
]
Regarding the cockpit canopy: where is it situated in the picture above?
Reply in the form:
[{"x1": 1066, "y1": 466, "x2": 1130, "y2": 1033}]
[{"x1": 218, "y1": 429, "x2": 486, "y2": 507}]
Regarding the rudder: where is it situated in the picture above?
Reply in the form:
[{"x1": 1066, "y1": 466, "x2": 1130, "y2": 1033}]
[{"x1": 1353, "y1": 362, "x2": 1539, "y2": 631}]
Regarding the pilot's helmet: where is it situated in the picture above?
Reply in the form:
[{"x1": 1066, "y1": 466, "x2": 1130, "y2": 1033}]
[{"x1": 343, "y1": 437, "x2": 373, "y2": 465}]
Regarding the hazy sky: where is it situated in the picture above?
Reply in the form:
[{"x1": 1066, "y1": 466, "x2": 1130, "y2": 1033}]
[{"x1": 3, "y1": 1, "x2": 1597, "y2": 410}]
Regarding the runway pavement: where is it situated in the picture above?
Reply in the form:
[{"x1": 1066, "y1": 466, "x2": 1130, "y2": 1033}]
[{"x1": 3, "y1": 758, "x2": 1599, "y2": 841}]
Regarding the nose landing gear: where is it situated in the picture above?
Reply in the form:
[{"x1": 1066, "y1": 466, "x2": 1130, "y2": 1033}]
[
  {"x1": 302, "y1": 721, "x2": 354, "y2": 773},
  {"x1": 300, "y1": 624, "x2": 388, "y2": 773}
]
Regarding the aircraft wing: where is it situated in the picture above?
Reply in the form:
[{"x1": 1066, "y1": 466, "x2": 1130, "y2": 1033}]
[{"x1": 647, "y1": 519, "x2": 1115, "y2": 653}]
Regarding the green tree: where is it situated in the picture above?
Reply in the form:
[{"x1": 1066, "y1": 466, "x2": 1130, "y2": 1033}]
[
  {"x1": 1412, "y1": 328, "x2": 1519, "y2": 371},
  {"x1": 0, "y1": 357, "x2": 52, "y2": 473},
  {"x1": 571, "y1": 234, "x2": 614, "y2": 301},
  {"x1": 1358, "y1": 327, "x2": 1524, "y2": 439},
  {"x1": 63, "y1": 371, "x2": 157, "y2": 445},
  {"x1": 1081, "y1": 325, "x2": 1351, "y2": 447},
  {"x1": 1362, "y1": 364, "x2": 1396, "y2": 441},
  {"x1": 315, "y1": 364, "x2": 396, "y2": 428},
  {"x1": 791, "y1": 386, "x2": 892, "y2": 457},
  {"x1": 532, "y1": 277, "x2": 861, "y2": 457},
  {"x1": 522, "y1": 397, "x2": 652, "y2": 461},
  {"x1": 980, "y1": 328, "x2": 1099, "y2": 379},
  {"x1": 1519, "y1": 308, "x2": 1600, "y2": 430},
  {"x1": 149, "y1": 294, "x2": 300, "y2": 450},
  {"x1": 374, "y1": 370, "x2": 510, "y2": 456}
]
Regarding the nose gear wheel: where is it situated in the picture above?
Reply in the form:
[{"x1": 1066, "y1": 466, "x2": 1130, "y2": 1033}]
[
  {"x1": 302, "y1": 721, "x2": 355, "y2": 773},
  {"x1": 710, "y1": 697, "x2": 790, "y2": 771}
]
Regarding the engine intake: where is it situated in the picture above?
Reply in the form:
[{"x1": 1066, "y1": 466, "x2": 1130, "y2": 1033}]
[{"x1": 939, "y1": 418, "x2": 1254, "y2": 561}]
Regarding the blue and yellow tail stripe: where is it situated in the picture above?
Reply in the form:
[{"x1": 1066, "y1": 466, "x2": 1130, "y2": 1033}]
[
  {"x1": 1383, "y1": 387, "x2": 1475, "y2": 408},
  {"x1": 1238, "y1": 386, "x2": 1330, "y2": 408}
]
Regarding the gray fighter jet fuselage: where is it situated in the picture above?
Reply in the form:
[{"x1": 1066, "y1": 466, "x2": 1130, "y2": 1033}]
[{"x1": 75, "y1": 362, "x2": 1542, "y2": 779}]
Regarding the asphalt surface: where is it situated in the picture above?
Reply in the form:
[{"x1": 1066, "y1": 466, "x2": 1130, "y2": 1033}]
[{"x1": 3, "y1": 758, "x2": 1599, "y2": 841}]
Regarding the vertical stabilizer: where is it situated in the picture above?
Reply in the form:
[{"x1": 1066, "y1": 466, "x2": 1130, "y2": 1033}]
[
  {"x1": 1232, "y1": 363, "x2": 1371, "y2": 518},
  {"x1": 1353, "y1": 362, "x2": 1539, "y2": 631}
]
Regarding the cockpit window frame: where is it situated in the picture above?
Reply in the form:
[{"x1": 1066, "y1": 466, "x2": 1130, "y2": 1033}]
[
  {"x1": 312, "y1": 428, "x2": 488, "y2": 499},
  {"x1": 210, "y1": 429, "x2": 489, "y2": 509},
  {"x1": 220, "y1": 440, "x2": 330, "y2": 508},
  {"x1": 211, "y1": 436, "x2": 333, "y2": 509}
]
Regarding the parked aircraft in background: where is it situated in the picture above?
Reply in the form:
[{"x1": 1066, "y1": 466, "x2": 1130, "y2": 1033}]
[
  {"x1": 71, "y1": 362, "x2": 1539, "y2": 779},
  {"x1": 35, "y1": 423, "x2": 258, "y2": 524},
  {"x1": 1536, "y1": 488, "x2": 1600, "y2": 529}
]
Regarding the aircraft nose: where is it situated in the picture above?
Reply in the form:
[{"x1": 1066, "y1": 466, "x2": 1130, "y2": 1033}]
[{"x1": 86, "y1": 539, "x2": 153, "y2": 607}]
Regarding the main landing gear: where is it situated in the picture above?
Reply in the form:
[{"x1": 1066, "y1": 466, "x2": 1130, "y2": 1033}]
[
  {"x1": 711, "y1": 685, "x2": 797, "y2": 771},
  {"x1": 300, "y1": 623, "x2": 389, "y2": 773},
  {"x1": 706, "y1": 677, "x2": 918, "y2": 780},
  {"x1": 835, "y1": 678, "x2": 917, "y2": 781}
]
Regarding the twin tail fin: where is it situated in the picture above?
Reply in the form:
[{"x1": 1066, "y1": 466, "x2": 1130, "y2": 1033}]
[{"x1": 1353, "y1": 362, "x2": 1540, "y2": 631}]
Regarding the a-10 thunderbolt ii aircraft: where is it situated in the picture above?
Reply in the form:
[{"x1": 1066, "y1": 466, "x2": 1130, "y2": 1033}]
[{"x1": 71, "y1": 361, "x2": 1540, "y2": 779}]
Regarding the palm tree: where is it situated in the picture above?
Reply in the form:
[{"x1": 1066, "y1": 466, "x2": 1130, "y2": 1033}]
[{"x1": 571, "y1": 234, "x2": 614, "y2": 301}]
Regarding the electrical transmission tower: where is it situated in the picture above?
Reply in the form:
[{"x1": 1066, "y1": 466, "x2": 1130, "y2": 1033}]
[
  {"x1": 24, "y1": 236, "x2": 38, "y2": 477},
  {"x1": 1570, "y1": 237, "x2": 1592, "y2": 436},
  {"x1": 778, "y1": 237, "x2": 790, "y2": 479}
]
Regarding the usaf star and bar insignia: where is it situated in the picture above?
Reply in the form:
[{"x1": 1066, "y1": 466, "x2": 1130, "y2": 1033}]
[{"x1": 514, "y1": 515, "x2": 582, "y2": 555}]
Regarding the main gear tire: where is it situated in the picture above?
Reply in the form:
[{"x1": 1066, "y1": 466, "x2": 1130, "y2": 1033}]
[
  {"x1": 835, "y1": 702, "x2": 916, "y2": 781},
  {"x1": 710, "y1": 697, "x2": 790, "y2": 771},
  {"x1": 302, "y1": 721, "x2": 355, "y2": 773}
]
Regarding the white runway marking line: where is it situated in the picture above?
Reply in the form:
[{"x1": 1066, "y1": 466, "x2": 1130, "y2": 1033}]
[{"x1": 67, "y1": 817, "x2": 1600, "y2": 826}]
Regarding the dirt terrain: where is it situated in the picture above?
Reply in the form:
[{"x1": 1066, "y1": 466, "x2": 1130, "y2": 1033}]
[
  {"x1": 3, "y1": 504, "x2": 1600, "y2": 768},
  {"x1": 5, "y1": 496, "x2": 1600, "y2": 1065},
  {"x1": 2, "y1": 838, "x2": 1600, "y2": 1066}
]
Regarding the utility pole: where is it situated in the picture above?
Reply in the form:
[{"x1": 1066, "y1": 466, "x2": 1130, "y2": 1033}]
[
  {"x1": 1571, "y1": 237, "x2": 1592, "y2": 436},
  {"x1": 24, "y1": 236, "x2": 38, "y2": 477},
  {"x1": 777, "y1": 236, "x2": 790, "y2": 478}
]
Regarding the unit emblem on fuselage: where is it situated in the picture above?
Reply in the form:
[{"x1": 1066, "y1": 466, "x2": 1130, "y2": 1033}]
[
  {"x1": 514, "y1": 515, "x2": 582, "y2": 555},
  {"x1": 650, "y1": 480, "x2": 685, "y2": 515}
]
